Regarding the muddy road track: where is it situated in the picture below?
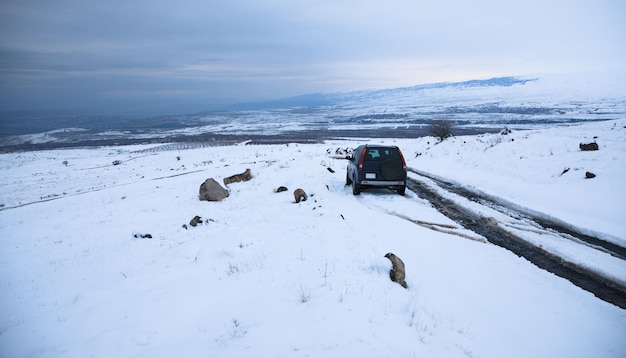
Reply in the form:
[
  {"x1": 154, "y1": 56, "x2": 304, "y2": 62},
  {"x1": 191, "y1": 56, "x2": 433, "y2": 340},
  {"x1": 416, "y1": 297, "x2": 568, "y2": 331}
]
[{"x1": 406, "y1": 169, "x2": 626, "y2": 309}]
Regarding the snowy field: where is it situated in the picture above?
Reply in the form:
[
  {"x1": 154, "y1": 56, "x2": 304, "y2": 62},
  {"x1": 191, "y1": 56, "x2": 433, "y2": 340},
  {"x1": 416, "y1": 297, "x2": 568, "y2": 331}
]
[{"x1": 1, "y1": 119, "x2": 625, "y2": 357}]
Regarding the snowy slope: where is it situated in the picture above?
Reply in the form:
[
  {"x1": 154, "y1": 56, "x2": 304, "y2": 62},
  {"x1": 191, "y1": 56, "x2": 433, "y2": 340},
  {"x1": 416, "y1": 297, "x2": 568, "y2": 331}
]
[{"x1": 1, "y1": 120, "x2": 625, "y2": 357}]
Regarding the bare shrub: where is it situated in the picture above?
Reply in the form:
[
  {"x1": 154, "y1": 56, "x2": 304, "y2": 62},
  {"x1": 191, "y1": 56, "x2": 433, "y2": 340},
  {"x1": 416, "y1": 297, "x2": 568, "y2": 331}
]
[
  {"x1": 429, "y1": 120, "x2": 453, "y2": 141},
  {"x1": 298, "y1": 284, "x2": 311, "y2": 303}
]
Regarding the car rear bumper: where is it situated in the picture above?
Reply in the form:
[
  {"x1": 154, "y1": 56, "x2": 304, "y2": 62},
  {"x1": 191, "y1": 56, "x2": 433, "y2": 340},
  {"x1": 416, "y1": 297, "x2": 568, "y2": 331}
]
[{"x1": 359, "y1": 180, "x2": 405, "y2": 186}]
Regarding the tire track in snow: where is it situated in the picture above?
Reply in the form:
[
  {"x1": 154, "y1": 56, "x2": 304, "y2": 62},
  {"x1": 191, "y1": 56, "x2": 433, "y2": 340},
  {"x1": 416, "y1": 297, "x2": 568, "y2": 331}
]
[
  {"x1": 406, "y1": 169, "x2": 626, "y2": 309},
  {"x1": 0, "y1": 169, "x2": 204, "y2": 211},
  {"x1": 411, "y1": 169, "x2": 626, "y2": 259}
]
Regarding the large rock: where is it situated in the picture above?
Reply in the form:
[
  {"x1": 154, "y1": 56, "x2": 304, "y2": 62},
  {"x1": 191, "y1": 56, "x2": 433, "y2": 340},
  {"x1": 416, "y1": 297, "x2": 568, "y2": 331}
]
[
  {"x1": 199, "y1": 178, "x2": 229, "y2": 202},
  {"x1": 294, "y1": 188, "x2": 308, "y2": 203}
]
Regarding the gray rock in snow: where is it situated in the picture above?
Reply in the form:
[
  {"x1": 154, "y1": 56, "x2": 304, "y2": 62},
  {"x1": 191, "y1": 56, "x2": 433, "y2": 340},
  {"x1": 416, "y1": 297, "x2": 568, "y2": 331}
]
[{"x1": 199, "y1": 178, "x2": 229, "y2": 202}]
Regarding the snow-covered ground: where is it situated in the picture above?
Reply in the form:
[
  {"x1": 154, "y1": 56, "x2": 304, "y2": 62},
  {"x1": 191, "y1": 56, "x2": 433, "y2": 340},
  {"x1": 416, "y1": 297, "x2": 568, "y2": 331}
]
[{"x1": 1, "y1": 119, "x2": 625, "y2": 357}]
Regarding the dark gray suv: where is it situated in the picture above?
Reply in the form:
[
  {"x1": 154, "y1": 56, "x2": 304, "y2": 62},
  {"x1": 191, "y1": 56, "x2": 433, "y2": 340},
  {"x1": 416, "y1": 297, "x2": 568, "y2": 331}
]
[{"x1": 346, "y1": 144, "x2": 407, "y2": 195}]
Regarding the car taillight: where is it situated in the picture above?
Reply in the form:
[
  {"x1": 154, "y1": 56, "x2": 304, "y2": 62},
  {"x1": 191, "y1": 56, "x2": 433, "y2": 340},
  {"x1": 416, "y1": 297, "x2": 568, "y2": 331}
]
[
  {"x1": 398, "y1": 149, "x2": 407, "y2": 171},
  {"x1": 357, "y1": 147, "x2": 367, "y2": 170}
]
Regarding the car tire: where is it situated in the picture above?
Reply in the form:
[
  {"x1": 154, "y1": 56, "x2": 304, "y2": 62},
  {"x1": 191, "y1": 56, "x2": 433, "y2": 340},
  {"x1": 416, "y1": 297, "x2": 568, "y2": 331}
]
[
  {"x1": 346, "y1": 172, "x2": 352, "y2": 185},
  {"x1": 380, "y1": 159, "x2": 403, "y2": 180},
  {"x1": 352, "y1": 181, "x2": 361, "y2": 195},
  {"x1": 397, "y1": 185, "x2": 406, "y2": 196}
]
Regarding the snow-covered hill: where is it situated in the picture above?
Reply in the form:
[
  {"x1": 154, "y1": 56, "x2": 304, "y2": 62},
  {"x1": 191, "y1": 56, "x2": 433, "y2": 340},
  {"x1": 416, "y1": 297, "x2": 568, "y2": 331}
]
[{"x1": 1, "y1": 119, "x2": 625, "y2": 357}]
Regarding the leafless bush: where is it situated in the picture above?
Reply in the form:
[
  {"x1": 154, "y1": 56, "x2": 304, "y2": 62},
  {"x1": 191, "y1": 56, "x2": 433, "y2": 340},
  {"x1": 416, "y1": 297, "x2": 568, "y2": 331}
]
[
  {"x1": 299, "y1": 284, "x2": 311, "y2": 303},
  {"x1": 429, "y1": 120, "x2": 453, "y2": 141}
]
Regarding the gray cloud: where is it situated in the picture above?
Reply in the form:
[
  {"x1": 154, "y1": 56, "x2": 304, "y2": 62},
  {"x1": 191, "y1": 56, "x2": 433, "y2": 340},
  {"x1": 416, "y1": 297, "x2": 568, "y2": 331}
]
[{"x1": 1, "y1": 0, "x2": 624, "y2": 115}]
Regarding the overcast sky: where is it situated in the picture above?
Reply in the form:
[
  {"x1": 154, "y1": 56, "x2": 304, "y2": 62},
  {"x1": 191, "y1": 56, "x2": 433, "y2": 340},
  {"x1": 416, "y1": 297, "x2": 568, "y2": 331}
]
[{"x1": 1, "y1": 0, "x2": 625, "y2": 115}]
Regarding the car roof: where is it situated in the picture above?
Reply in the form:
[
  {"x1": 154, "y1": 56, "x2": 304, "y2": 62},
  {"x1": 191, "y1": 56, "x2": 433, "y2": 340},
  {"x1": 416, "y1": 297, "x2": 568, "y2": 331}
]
[{"x1": 362, "y1": 144, "x2": 399, "y2": 149}]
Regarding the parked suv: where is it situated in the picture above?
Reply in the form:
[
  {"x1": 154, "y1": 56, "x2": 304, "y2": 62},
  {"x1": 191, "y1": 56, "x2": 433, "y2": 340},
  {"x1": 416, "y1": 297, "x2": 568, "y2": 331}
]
[{"x1": 346, "y1": 144, "x2": 407, "y2": 195}]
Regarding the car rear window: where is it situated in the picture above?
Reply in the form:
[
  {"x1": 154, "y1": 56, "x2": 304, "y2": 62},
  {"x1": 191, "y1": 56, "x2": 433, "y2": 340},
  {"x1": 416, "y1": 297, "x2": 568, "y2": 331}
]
[{"x1": 364, "y1": 147, "x2": 400, "y2": 161}]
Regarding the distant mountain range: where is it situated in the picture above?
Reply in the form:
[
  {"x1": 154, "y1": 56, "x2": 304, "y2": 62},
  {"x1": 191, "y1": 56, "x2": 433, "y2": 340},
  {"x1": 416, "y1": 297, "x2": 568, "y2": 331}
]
[
  {"x1": 232, "y1": 76, "x2": 537, "y2": 110},
  {"x1": 1, "y1": 75, "x2": 624, "y2": 151}
]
